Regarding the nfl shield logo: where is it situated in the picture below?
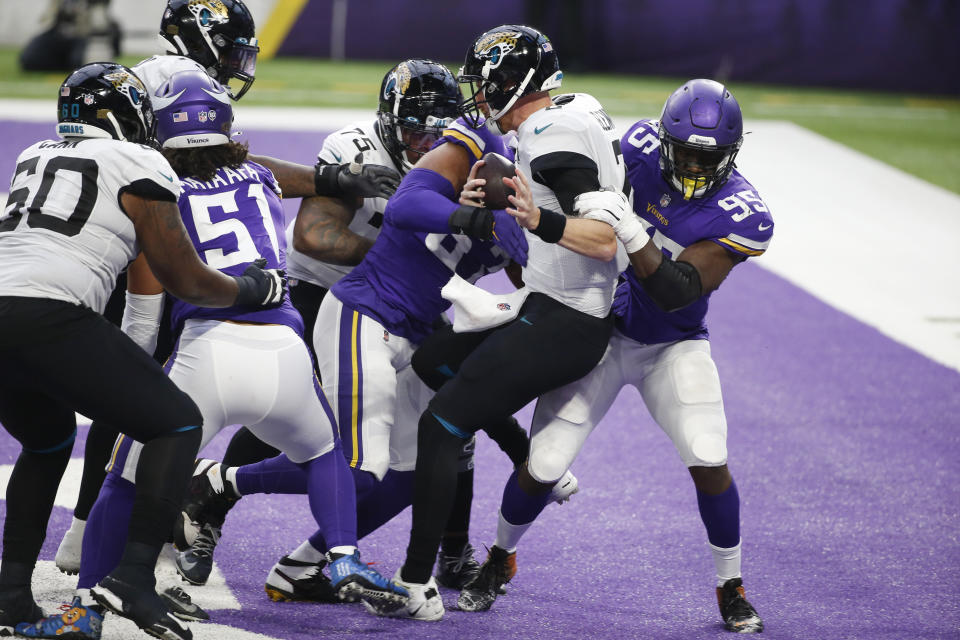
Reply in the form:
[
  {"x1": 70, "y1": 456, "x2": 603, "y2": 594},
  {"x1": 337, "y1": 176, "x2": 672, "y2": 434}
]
[
  {"x1": 198, "y1": 111, "x2": 208, "y2": 123},
  {"x1": 83, "y1": 94, "x2": 94, "y2": 105},
  {"x1": 497, "y1": 303, "x2": 511, "y2": 311},
  {"x1": 660, "y1": 194, "x2": 671, "y2": 208}
]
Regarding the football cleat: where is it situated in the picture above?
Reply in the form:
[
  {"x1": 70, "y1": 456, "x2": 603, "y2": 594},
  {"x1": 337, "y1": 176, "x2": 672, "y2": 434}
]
[
  {"x1": 435, "y1": 542, "x2": 481, "y2": 590},
  {"x1": 717, "y1": 578, "x2": 764, "y2": 633},
  {"x1": 457, "y1": 545, "x2": 517, "y2": 612},
  {"x1": 362, "y1": 570, "x2": 444, "y2": 621},
  {"x1": 90, "y1": 575, "x2": 192, "y2": 640},
  {"x1": 550, "y1": 469, "x2": 579, "y2": 505},
  {"x1": 264, "y1": 556, "x2": 339, "y2": 604},
  {"x1": 55, "y1": 517, "x2": 86, "y2": 576},
  {"x1": 0, "y1": 588, "x2": 43, "y2": 636},
  {"x1": 175, "y1": 459, "x2": 238, "y2": 550},
  {"x1": 328, "y1": 551, "x2": 408, "y2": 613},
  {"x1": 14, "y1": 597, "x2": 103, "y2": 639},
  {"x1": 160, "y1": 587, "x2": 208, "y2": 622},
  {"x1": 174, "y1": 525, "x2": 219, "y2": 586}
]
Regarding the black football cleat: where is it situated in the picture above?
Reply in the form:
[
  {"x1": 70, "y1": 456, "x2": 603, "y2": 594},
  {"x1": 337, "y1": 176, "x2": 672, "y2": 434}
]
[{"x1": 717, "y1": 577, "x2": 764, "y2": 633}]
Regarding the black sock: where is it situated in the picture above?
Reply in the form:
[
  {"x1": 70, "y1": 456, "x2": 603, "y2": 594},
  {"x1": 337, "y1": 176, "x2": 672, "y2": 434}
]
[
  {"x1": 483, "y1": 416, "x2": 529, "y2": 468},
  {"x1": 74, "y1": 421, "x2": 120, "y2": 521},
  {"x1": 402, "y1": 412, "x2": 470, "y2": 584},
  {"x1": 222, "y1": 426, "x2": 280, "y2": 467},
  {"x1": 441, "y1": 467, "x2": 474, "y2": 554},
  {"x1": 1, "y1": 447, "x2": 71, "y2": 588}
]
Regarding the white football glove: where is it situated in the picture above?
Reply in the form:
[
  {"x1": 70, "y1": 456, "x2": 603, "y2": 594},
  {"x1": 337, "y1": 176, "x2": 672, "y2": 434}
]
[{"x1": 574, "y1": 188, "x2": 649, "y2": 253}]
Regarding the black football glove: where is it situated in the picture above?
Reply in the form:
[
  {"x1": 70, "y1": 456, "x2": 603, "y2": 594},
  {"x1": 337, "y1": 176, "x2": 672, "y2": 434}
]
[
  {"x1": 234, "y1": 258, "x2": 286, "y2": 307},
  {"x1": 314, "y1": 152, "x2": 401, "y2": 200}
]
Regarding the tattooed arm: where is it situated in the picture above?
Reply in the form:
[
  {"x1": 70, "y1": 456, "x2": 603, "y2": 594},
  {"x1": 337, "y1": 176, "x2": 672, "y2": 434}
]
[
  {"x1": 120, "y1": 192, "x2": 240, "y2": 307},
  {"x1": 291, "y1": 195, "x2": 373, "y2": 266}
]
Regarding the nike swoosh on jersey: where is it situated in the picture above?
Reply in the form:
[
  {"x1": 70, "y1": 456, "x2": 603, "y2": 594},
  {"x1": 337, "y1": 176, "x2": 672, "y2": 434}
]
[
  {"x1": 331, "y1": 151, "x2": 343, "y2": 162},
  {"x1": 533, "y1": 123, "x2": 554, "y2": 135},
  {"x1": 159, "y1": 172, "x2": 174, "y2": 182},
  {"x1": 758, "y1": 222, "x2": 772, "y2": 231}
]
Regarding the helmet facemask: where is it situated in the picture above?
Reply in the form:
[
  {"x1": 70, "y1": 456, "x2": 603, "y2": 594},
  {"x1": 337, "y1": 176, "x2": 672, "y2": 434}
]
[{"x1": 658, "y1": 127, "x2": 741, "y2": 200}]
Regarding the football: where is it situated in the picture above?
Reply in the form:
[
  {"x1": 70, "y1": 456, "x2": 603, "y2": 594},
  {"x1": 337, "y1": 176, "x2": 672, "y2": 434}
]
[{"x1": 476, "y1": 152, "x2": 517, "y2": 210}]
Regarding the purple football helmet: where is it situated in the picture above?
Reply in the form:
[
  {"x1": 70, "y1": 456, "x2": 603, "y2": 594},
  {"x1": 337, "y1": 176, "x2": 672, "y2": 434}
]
[
  {"x1": 658, "y1": 79, "x2": 743, "y2": 200},
  {"x1": 153, "y1": 70, "x2": 233, "y2": 148}
]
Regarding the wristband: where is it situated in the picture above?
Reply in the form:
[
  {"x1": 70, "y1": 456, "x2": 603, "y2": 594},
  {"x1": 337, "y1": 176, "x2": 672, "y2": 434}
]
[
  {"x1": 313, "y1": 162, "x2": 342, "y2": 197},
  {"x1": 530, "y1": 207, "x2": 566, "y2": 243}
]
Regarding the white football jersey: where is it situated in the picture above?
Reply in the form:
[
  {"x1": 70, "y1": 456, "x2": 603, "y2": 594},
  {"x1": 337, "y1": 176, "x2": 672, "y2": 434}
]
[
  {"x1": 285, "y1": 119, "x2": 397, "y2": 288},
  {"x1": 0, "y1": 138, "x2": 181, "y2": 312},
  {"x1": 516, "y1": 93, "x2": 627, "y2": 317},
  {"x1": 132, "y1": 55, "x2": 208, "y2": 95}
]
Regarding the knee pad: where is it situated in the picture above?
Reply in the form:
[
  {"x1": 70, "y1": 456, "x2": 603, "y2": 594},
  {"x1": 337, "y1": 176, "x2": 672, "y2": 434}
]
[{"x1": 527, "y1": 439, "x2": 575, "y2": 485}]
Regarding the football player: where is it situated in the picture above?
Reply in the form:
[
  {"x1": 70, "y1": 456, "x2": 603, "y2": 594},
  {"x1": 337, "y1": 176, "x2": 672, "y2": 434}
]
[
  {"x1": 175, "y1": 60, "x2": 543, "y2": 610},
  {"x1": 54, "y1": 0, "x2": 400, "y2": 578},
  {"x1": 0, "y1": 63, "x2": 283, "y2": 639},
  {"x1": 16, "y1": 70, "x2": 406, "y2": 640},
  {"x1": 474, "y1": 79, "x2": 769, "y2": 633},
  {"x1": 361, "y1": 24, "x2": 632, "y2": 620}
]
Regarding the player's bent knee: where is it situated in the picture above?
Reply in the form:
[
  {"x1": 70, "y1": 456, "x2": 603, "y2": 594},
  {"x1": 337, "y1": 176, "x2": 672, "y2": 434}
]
[
  {"x1": 528, "y1": 446, "x2": 575, "y2": 485},
  {"x1": 688, "y1": 432, "x2": 727, "y2": 466}
]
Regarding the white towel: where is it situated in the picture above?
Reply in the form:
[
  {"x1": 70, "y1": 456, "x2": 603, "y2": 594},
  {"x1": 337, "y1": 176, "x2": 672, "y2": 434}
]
[{"x1": 441, "y1": 274, "x2": 530, "y2": 333}]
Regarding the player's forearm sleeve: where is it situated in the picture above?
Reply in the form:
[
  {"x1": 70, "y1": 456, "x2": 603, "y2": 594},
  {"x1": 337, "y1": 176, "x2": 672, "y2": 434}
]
[
  {"x1": 639, "y1": 259, "x2": 702, "y2": 312},
  {"x1": 120, "y1": 292, "x2": 164, "y2": 354},
  {"x1": 385, "y1": 168, "x2": 459, "y2": 232}
]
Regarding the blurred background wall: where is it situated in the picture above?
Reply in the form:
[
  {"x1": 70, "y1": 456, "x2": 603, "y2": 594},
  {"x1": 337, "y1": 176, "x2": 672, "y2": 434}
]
[{"x1": 2, "y1": 0, "x2": 957, "y2": 95}]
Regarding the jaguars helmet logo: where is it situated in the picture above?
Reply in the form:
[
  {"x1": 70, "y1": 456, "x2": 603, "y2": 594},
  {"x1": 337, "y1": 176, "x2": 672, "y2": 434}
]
[
  {"x1": 187, "y1": 0, "x2": 229, "y2": 29},
  {"x1": 396, "y1": 63, "x2": 412, "y2": 95},
  {"x1": 102, "y1": 71, "x2": 147, "y2": 110},
  {"x1": 474, "y1": 31, "x2": 520, "y2": 69}
]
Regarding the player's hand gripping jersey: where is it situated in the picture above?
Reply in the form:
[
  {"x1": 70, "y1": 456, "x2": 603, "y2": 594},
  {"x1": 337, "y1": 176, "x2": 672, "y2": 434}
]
[
  {"x1": 284, "y1": 120, "x2": 393, "y2": 289},
  {"x1": 331, "y1": 117, "x2": 513, "y2": 343},
  {"x1": 0, "y1": 138, "x2": 181, "y2": 312},
  {"x1": 168, "y1": 160, "x2": 302, "y2": 334},
  {"x1": 616, "y1": 118, "x2": 773, "y2": 344},
  {"x1": 517, "y1": 93, "x2": 627, "y2": 317}
]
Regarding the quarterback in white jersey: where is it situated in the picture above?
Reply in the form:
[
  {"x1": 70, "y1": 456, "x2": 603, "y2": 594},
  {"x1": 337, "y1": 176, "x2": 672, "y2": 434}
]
[{"x1": 0, "y1": 63, "x2": 282, "y2": 639}]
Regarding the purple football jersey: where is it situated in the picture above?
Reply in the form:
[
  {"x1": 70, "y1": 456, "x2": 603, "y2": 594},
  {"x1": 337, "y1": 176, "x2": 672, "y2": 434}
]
[
  {"x1": 435, "y1": 116, "x2": 513, "y2": 164},
  {"x1": 169, "y1": 161, "x2": 303, "y2": 336},
  {"x1": 615, "y1": 119, "x2": 774, "y2": 345}
]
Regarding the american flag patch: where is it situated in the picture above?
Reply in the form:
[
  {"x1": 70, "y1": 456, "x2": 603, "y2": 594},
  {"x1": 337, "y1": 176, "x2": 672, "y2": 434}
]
[
  {"x1": 60, "y1": 87, "x2": 70, "y2": 96},
  {"x1": 173, "y1": 112, "x2": 188, "y2": 122}
]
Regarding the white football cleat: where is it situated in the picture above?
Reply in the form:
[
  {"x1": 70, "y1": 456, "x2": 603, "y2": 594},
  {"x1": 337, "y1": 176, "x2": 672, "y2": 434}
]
[
  {"x1": 55, "y1": 516, "x2": 86, "y2": 575},
  {"x1": 362, "y1": 570, "x2": 444, "y2": 621},
  {"x1": 549, "y1": 469, "x2": 579, "y2": 505}
]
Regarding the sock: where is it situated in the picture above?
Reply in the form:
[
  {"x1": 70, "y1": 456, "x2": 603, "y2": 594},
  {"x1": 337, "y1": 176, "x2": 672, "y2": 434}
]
[
  {"x1": 305, "y1": 446, "x2": 358, "y2": 549},
  {"x1": 356, "y1": 469, "x2": 414, "y2": 539},
  {"x1": 499, "y1": 469, "x2": 551, "y2": 526},
  {"x1": 495, "y1": 510, "x2": 532, "y2": 553},
  {"x1": 441, "y1": 467, "x2": 474, "y2": 549},
  {"x1": 74, "y1": 421, "x2": 120, "y2": 520},
  {"x1": 1, "y1": 446, "x2": 72, "y2": 584},
  {"x1": 235, "y1": 454, "x2": 308, "y2": 495},
  {"x1": 287, "y1": 539, "x2": 327, "y2": 564},
  {"x1": 350, "y1": 467, "x2": 378, "y2": 504},
  {"x1": 483, "y1": 416, "x2": 529, "y2": 468},
  {"x1": 696, "y1": 480, "x2": 740, "y2": 548},
  {"x1": 222, "y1": 426, "x2": 280, "y2": 467},
  {"x1": 78, "y1": 473, "x2": 135, "y2": 589},
  {"x1": 710, "y1": 541, "x2": 742, "y2": 586},
  {"x1": 401, "y1": 412, "x2": 470, "y2": 585},
  {"x1": 328, "y1": 546, "x2": 357, "y2": 557}
]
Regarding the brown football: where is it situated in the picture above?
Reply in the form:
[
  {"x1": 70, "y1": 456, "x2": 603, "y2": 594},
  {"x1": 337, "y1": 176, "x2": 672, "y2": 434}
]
[{"x1": 476, "y1": 152, "x2": 517, "y2": 210}]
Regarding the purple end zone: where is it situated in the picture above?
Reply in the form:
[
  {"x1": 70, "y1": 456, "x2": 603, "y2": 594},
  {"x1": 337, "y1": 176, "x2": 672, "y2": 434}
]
[{"x1": 1, "y1": 119, "x2": 958, "y2": 639}]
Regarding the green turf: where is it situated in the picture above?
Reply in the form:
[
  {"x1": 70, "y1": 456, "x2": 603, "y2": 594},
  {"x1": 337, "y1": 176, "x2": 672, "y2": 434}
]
[{"x1": 3, "y1": 48, "x2": 958, "y2": 194}]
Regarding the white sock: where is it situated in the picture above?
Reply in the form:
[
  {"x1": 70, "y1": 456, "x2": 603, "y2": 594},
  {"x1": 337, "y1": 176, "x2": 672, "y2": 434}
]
[
  {"x1": 223, "y1": 466, "x2": 241, "y2": 498},
  {"x1": 328, "y1": 545, "x2": 358, "y2": 557},
  {"x1": 67, "y1": 515, "x2": 86, "y2": 533},
  {"x1": 495, "y1": 509, "x2": 532, "y2": 553},
  {"x1": 710, "y1": 539, "x2": 742, "y2": 587},
  {"x1": 287, "y1": 539, "x2": 328, "y2": 564}
]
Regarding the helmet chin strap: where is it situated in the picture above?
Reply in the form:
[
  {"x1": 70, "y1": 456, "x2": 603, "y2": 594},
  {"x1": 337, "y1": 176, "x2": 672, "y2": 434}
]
[{"x1": 104, "y1": 110, "x2": 128, "y2": 142}]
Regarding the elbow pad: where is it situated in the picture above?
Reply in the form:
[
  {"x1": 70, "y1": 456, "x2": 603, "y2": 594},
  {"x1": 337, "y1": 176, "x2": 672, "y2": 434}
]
[{"x1": 639, "y1": 259, "x2": 702, "y2": 312}]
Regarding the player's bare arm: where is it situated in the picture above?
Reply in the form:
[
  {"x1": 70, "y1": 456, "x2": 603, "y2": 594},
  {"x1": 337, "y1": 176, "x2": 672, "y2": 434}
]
[
  {"x1": 292, "y1": 195, "x2": 373, "y2": 265},
  {"x1": 507, "y1": 168, "x2": 617, "y2": 262},
  {"x1": 675, "y1": 240, "x2": 743, "y2": 294},
  {"x1": 121, "y1": 191, "x2": 240, "y2": 307},
  {"x1": 414, "y1": 141, "x2": 472, "y2": 195},
  {"x1": 125, "y1": 253, "x2": 163, "y2": 295},
  {"x1": 248, "y1": 153, "x2": 316, "y2": 198}
]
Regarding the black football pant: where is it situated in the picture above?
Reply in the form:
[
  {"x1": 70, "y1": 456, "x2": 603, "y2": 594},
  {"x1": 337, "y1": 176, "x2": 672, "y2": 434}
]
[
  {"x1": 403, "y1": 293, "x2": 613, "y2": 583},
  {"x1": 0, "y1": 297, "x2": 201, "y2": 588}
]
